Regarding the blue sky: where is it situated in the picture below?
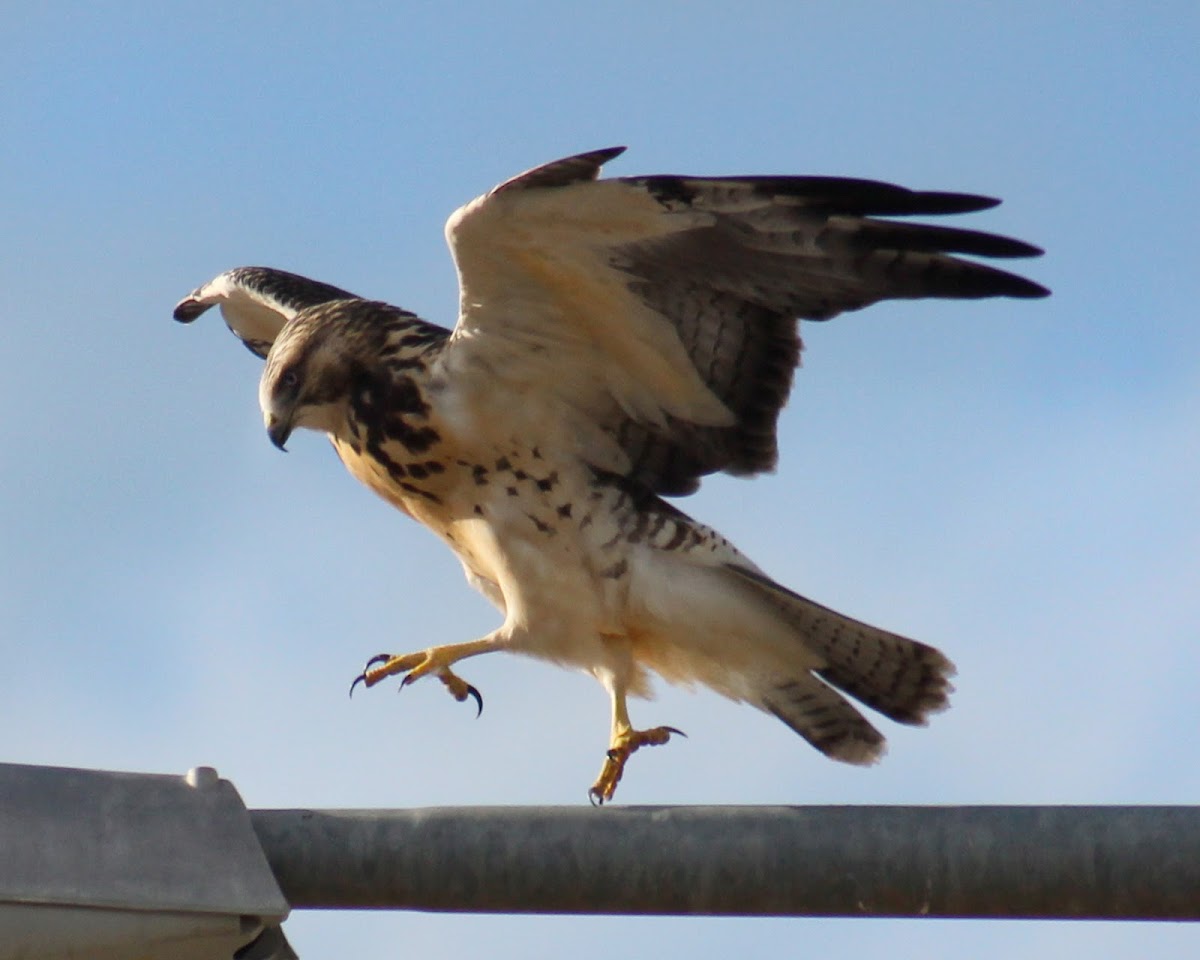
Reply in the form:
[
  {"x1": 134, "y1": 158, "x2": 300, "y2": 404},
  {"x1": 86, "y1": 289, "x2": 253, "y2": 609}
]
[{"x1": 3, "y1": 2, "x2": 1198, "y2": 956}]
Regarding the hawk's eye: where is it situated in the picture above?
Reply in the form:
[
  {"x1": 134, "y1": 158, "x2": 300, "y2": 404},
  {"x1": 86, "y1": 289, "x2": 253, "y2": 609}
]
[{"x1": 280, "y1": 367, "x2": 301, "y2": 391}]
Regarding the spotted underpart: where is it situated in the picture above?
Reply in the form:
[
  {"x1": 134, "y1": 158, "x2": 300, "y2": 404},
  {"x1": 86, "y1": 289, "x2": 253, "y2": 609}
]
[
  {"x1": 261, "y1": 297, "x2": 758, "y2": 601},
  {"x1": 184, "y1": 146, "x2": 1048, "y2": 799},
  {"x1": 257, "y1": 292, "x2": 959, "y2": 777}
]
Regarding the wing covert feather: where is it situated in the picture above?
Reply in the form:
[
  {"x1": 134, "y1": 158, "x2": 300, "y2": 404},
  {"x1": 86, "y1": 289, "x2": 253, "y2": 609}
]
[
  {"x1": 173, "y1": 266, "x2": 361, "y2": 358},
  {"x1": 444, "y1": 149, "x2": 1047, "y2": 496}
]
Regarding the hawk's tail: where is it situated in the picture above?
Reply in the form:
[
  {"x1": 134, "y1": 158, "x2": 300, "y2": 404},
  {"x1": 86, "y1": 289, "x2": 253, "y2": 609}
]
[{"x1": 726, "y1": 564, "x2": 955, "y2": 764}]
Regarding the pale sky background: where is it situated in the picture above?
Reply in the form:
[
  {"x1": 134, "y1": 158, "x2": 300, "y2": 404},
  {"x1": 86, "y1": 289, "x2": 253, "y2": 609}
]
[{"x1": 3, "y1": 2, "x2": 1198, "y2": 957}]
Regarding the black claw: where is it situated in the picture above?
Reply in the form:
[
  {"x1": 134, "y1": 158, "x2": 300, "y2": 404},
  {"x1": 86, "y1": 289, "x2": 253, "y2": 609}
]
[
  {"x1": 399, "y1": 673, "x2": 415, "y2": 691},
  {"x1": 348, "y1": 653, "x2": 394, "y2": 699},
  {"x1": 664, "y1": 726, "x2": 687, "y2": 739},
  {"x1": 466, "y1": 684, "x2": 484, "y2": 718},
  {"x1": 588, "y1": 788, "x2": 605, "y2": 807}
]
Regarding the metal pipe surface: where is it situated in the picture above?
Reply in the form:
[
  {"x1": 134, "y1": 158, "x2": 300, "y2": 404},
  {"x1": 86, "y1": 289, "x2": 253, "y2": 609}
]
[{"x1": 249, "y1": 806, "x2": 1200, "y2": 919}]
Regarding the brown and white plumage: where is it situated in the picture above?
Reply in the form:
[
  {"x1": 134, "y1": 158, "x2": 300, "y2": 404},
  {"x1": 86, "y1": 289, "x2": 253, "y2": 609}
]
[{"x1": 174, "y1": 147, "x2": 1047, "y2": 801}]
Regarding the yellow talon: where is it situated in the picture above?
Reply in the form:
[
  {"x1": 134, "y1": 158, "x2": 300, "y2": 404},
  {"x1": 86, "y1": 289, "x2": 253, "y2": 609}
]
[
  {"x1": 588, "y1": 725, "x2": 684, "y2": 805},
  {"x1": 349, "y1": 650, "x2": 425, "y2": 695},
  {"x1": 349, "y1": 646, "x2": 485, "y2": 715},
  {"x1": 437, "y1": 669, "x2": 484, "y2": 716}
]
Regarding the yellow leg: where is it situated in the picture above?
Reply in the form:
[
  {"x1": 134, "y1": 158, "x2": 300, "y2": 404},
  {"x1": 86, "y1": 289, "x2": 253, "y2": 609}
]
[
  {"x1": 349, "y1": 638, "x2": 496, "y2": 716},
  {"x1": 588, "y1": 683, "x2": 684, "y2": 805}
]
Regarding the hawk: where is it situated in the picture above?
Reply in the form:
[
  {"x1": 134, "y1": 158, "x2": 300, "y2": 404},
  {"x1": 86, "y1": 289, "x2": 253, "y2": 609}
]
[{"x1": 174, "y1": 147, "x2": 1047, "y2": 802}]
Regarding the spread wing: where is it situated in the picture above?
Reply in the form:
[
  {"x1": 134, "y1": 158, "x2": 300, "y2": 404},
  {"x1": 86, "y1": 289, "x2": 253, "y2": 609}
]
[
  {"x1": 444, "y1": 147, "x2": 1048, "y2": 495},
  {"x1": 173, "y1": 266, "x2": 361, "y2": 358}
]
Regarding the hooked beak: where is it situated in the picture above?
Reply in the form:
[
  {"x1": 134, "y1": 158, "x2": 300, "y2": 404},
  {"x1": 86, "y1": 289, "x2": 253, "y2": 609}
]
[{"x1": 266, "y1": 414, "x2": 293, "y2": 452}]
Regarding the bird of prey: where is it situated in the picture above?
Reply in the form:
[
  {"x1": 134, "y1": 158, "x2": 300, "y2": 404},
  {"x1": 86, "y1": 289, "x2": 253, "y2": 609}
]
[{"x1": 174, "y1": 147, "x2": 1047, "y2": 803}]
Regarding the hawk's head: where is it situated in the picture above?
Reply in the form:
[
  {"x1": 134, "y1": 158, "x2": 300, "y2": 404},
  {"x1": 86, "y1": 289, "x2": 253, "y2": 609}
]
[{"x1": 259, "y1": 299, "x2": 419, "y2": 450}]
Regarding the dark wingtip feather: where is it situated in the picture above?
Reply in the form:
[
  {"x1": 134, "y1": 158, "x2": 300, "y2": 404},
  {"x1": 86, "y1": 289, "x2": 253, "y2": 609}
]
[
  {"x1": 1001, "y1": 275, "x2": 1051, "y2": 298},
  {"x1": 590, "y1": 145, "x2": 628, "y2": 165},
  {"x1": 494, "y1": 146, "x2": 627, "y2": 193},
  {"x1": 953, "y1": 264, "x2": 1051, "y2": 299},
  {"x1": 743, "y1": 177, "x2": 1005, "y2": 217},
  {"x1": 906, "y1": 190, "x2": 1001, "y2": 215},
  {"x1": 172, "y1": 297, "x2": 210, "y2": 323},
  {"x1": 853, "y1": 220, "x2": 1046, "y2": 260},
  {"x1": 980, "y1": 237, "x2": 1045, "y2": 259}
]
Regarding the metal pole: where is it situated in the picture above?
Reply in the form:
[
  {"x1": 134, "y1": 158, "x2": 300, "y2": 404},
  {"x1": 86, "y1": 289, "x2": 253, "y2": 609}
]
[{"x1": 249, "y1": 806, "x2": 1200, "y2": 919}]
